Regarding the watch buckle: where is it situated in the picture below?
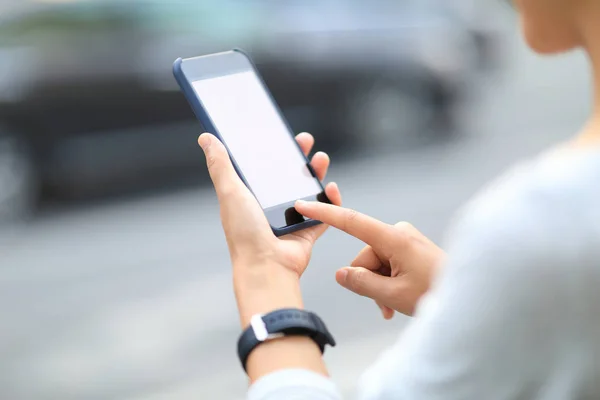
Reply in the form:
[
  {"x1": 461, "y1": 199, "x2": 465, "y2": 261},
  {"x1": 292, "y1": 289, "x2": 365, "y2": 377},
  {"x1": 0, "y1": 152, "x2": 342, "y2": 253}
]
[{"x1": 250, "y1": 314, "x2": 284, "y2": 342}]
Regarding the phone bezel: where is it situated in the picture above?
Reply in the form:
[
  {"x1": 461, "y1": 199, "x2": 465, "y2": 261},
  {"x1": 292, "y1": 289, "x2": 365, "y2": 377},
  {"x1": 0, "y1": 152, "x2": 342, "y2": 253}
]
[{"x1": 173, "y1": 49, "x2": 331, "y2": 236}]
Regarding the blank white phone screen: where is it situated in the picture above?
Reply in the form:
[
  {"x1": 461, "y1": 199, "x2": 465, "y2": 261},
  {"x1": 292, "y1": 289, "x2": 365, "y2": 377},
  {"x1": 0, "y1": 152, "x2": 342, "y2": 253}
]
[{"x1": 192, "y1": 71, "x2": 322, "y2": 209}]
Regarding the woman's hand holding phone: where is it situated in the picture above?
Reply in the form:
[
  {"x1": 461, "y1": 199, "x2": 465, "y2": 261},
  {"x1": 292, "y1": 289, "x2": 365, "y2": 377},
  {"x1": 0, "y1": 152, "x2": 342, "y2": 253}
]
[
  {"x1": 199, "y1": 131, "x2": 342, "y2": 381},
  {"x1": 198, "y1": 132, "x2": 342, "y2": 327}
]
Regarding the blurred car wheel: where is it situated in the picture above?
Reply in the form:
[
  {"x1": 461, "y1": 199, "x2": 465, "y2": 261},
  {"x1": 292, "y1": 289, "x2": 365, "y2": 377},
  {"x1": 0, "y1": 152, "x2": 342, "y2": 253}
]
[
  {"x1": 340, "y1": 76, "x2": 436, "y2": 150},
  {"x1": 0, "y1": 132, "x2": 38, "y2": 222}
]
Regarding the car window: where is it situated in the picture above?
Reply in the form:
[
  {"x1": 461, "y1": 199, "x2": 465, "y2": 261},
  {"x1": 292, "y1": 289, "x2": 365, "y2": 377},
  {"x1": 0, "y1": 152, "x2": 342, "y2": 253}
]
[{"x1": 129, "y1": 1, "x2": 262, "y2": 36}]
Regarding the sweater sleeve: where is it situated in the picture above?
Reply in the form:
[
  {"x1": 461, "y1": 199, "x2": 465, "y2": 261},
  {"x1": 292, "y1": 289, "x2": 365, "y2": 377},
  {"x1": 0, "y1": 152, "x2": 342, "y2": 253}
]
[
  {"x1": 247, "y1": 369, "x2": 342, "y2": 400},
  {"x1": 355, "y1": 186, "x2": 575, "y2": 400},
  {"x1": 248, "y1": 176, "x2": 575, "y2": 400}
]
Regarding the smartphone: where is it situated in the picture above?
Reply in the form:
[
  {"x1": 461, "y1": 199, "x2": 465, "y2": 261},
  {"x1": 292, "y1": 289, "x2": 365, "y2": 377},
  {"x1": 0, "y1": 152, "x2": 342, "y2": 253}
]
[{"x1": 173, "y1": 49, "x2": 331, "y2": 236}]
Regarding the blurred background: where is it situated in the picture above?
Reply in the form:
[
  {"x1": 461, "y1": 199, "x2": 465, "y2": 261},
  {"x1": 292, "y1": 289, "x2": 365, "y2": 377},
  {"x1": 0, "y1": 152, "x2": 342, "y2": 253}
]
[{"x1": 0, "y1": 0, "x2": 592, "y2": 399}]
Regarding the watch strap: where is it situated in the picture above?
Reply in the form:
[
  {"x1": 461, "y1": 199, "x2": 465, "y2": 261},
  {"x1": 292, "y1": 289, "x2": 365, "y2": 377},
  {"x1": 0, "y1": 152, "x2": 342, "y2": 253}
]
[{"x1": 237, "y1": 309, "x2": 335, "y2": 372}]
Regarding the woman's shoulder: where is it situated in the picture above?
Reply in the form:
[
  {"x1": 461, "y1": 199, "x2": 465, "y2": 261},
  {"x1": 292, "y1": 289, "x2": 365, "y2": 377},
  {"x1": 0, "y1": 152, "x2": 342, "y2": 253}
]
[{"x1": 445, "y1": 148, "x2": 600, "y2": 267}]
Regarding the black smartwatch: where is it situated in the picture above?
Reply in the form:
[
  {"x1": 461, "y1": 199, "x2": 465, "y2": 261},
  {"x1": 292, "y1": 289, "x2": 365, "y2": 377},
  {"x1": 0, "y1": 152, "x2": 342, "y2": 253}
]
[{"x1": 237, "y1": 308, "x2": 336, "y2": 372}]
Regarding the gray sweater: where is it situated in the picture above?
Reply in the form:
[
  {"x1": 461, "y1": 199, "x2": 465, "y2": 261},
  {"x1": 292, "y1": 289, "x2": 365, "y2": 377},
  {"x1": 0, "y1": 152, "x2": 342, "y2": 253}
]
[{"x1": 247, "y1": 148, "x2": 600, "y2": 400}]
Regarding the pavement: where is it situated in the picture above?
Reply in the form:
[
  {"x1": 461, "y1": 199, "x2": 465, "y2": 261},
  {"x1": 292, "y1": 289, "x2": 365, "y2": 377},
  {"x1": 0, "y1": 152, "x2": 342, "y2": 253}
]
[{"x1": 0, "y1": 14, "x2": 593, "y2": 400}]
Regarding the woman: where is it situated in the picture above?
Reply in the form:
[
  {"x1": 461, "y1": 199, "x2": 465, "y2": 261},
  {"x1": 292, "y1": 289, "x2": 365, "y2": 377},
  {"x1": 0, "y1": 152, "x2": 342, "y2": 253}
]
[{"x1": 197, "y1": 1, "x2": 600, "y2": 398}]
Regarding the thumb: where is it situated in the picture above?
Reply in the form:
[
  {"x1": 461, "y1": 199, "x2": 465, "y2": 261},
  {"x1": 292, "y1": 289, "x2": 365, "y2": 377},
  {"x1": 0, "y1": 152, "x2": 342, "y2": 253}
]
[
  {"x1": 336, "y1": 267, "x2": 394, "y2": 303},
  {"x1": 198, "y1": 133, "x2": 246, "y2": 202}
]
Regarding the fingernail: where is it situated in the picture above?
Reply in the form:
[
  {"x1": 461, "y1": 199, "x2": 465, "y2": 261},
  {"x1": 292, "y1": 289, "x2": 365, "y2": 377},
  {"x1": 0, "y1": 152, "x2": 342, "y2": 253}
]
[
  {"x1": 295, "y1": 199, "x2": 307, "y2": 207},
  {"x1": 198, "y1": 134, "x2": 211, "y2": 151}
]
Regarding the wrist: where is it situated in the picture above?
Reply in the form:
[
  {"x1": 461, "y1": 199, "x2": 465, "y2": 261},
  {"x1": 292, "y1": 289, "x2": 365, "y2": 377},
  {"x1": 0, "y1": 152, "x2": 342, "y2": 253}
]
[
  {"x1": 233, "y1": 264, "x2": 304, "y2": 328},
  {"x1": 237, "y1": 309, "x2": 335, "y2": 382},
  {"x1": 247, "y1": 335, "x2": 327, "y2": 382}
]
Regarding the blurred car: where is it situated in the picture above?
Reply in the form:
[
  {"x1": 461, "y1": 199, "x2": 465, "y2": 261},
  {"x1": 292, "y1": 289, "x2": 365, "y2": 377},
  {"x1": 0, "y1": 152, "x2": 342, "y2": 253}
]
[{"x1": 0, "y1": 0, "x2": 503, "y2": 220}]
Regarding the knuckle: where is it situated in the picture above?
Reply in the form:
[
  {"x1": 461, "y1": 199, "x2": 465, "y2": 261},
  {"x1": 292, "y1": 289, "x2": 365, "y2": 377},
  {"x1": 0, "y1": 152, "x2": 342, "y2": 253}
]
[
  {"x1": 343, "y1": 208, "x2": 359, "y2": 230},
  {"x1": 347, "y1": 208, "x2": 359, "y2": 221},
  {"x1": 394, "y1": 221, "x2": 414, "y2": 246},
  {"x1": 350, "y1": 246, "x2": 374, "y2": 267},
  {"x1": 206, "y1": 153, "x2": 219, "y2": 171},
  {"x1": 218, "y1": 183, "x2": 237, "y2": 198},
  {"x1": 350, "y1": 269, "x2": 367, "y2": 291},
  {"x1": 394, "y1": 221, "x2": 414, "y2": 231}
]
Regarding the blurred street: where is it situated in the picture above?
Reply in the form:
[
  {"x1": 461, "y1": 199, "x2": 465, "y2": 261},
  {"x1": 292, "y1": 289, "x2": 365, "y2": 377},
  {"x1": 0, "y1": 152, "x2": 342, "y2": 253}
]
[{"x1": 0, "y1": 10, "x2": 594, "y2": 400}]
